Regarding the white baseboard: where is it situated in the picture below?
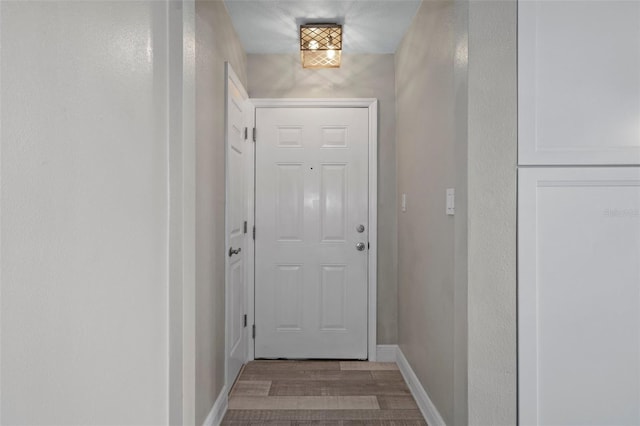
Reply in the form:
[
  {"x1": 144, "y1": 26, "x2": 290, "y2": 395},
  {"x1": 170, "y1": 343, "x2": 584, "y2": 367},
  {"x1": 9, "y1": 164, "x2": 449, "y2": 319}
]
[
  {"x1": 376, "y1": 344, "x2": 398, "y2": 362},
  {"x1": 396, "y1": 347, "x2": 447, "y2": 426},
  {"x1": 202, "y1": 385, "x2": 228, "y2": 426}
]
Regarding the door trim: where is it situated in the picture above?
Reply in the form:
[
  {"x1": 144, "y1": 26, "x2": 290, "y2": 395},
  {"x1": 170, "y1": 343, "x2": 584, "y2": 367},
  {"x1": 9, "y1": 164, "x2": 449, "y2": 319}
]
[{"x1": 248, "y1": 98, "x2": 378, "y2": 361}]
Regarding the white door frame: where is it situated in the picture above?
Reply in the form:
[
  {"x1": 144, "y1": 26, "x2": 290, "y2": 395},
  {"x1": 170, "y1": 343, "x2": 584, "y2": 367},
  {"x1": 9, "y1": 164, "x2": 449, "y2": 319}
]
[{"x1": 246, "y1": 98, "x2": 378, "y2": 361}]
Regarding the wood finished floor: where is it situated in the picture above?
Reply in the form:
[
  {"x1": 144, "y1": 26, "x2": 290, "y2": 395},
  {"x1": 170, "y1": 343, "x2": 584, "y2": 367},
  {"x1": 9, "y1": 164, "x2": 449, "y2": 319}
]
[{"x1": 221, "y1": 360, "x2": 427, "y2": 426}]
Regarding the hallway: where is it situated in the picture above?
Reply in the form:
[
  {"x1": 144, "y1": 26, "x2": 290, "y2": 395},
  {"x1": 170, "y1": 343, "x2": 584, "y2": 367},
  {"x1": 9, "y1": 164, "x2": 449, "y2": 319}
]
[
  {"x1": 222, "y1": 361, "x2": 426, "y2": 425},
  {"x1": 0, "y1": 0, "x2": 518, "y2": 424}
]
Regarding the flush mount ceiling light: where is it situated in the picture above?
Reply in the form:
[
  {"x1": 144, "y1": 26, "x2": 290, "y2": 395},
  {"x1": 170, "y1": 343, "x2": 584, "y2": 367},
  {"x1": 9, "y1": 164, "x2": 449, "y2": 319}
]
[{"x1": 300, "y1": 24, "x2": 342, "y2": 69}]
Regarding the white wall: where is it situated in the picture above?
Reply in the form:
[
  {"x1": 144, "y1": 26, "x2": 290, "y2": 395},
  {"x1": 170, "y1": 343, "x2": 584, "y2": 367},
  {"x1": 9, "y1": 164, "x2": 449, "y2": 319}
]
[
  {"x1": 467, "y1": 1, "x2": 517, "y2": 424},
  {"x1": 1, "y1": 1, "x2": 171, "y2": 423},
  {"x1": 168, "y1": 1, "x2": 196, "y2": 424},
  {"x1": 247, "y1": 53, "x2": 398, "y2": 344},
  {"x1": 194, "y1": 1, "x2": 247, "y2": 424}
]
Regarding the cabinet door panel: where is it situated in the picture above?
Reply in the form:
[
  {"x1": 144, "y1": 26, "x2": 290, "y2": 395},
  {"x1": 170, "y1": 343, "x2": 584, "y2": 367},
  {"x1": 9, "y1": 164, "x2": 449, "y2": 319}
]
[
  {"x1": 519, "y1": 1, "x2": 640, "y2": 165},
  {"x1": 519, "y1": 167, "x2": 640, "y2": 425}
]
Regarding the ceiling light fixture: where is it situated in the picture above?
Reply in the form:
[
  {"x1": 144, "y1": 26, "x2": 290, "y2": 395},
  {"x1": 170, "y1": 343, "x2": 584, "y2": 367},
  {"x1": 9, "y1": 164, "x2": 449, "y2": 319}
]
[{"x1": 300, "y1": 24, "x2": 342, "y2": 69}]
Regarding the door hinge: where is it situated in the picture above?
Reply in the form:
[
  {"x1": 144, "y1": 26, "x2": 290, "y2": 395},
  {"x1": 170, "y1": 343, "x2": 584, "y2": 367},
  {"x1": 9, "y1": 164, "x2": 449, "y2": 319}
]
[
  {"x1": 243, "y1": 314, "x2": 247, "y2": 327},
  {"x1": 252, "y1": 324, "x2": 255, "y2": 339},
  {"x1": 252, "y1": 226, "x2": 256, "y2": 240},
  {"x1": 244, "y1": 127, "x2": 248, "y2": 140},
  {"x1": 252, "y1": 127, "x2": 256, "y2": 142},
  {"x1": 368, "y1": 242, "x2": 370, "y2": 249},
  {"x1": 243, "y1": 221, "x2": 248, "y2": 234}
]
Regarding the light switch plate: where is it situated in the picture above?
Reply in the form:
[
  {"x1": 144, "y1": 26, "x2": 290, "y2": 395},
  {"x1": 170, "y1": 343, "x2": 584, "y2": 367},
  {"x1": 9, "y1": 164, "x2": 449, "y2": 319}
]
[
  {"x1": 401, "y1": 193, "x2": 407, "y2": 212},
  {"x1": 446, "y1": 188, "x2": 455, "y2": 215}
]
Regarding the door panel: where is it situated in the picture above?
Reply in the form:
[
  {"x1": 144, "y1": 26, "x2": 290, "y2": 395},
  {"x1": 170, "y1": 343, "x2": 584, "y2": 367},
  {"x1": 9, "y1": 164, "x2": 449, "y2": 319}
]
[
  {"x1": 275, "y1": 264, "x2": 303, "y2": 331},
  {"x1": 518, "y1": 167, "x2": 640, "y2": 425},
  {"x1": 320, "y1": 265, "x2": 347, "y2": 330},
  {"x1": 276, "y1": 164, "x2": 304, "y2": 240},
  {"x1": 320, "y1": 164, "x2": 347, "y2": 241},
  {"x1": 255, "y1": 107, "x2": 369, "y2": 359}
]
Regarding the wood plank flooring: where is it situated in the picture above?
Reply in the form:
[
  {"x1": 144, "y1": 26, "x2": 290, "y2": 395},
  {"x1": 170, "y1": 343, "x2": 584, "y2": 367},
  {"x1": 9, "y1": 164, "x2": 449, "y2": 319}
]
[{"x1": 221, "y1": 360, "x2": 427, "y2": 426}]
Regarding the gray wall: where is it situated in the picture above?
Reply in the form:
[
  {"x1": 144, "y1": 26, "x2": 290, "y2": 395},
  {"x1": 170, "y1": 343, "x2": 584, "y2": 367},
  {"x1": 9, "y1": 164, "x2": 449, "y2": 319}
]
[
  {"x1": 395, "y1": 1, "x2": 459, "y2": 424},
  {"x1": 467, "y1": 1, "x2": 517, "y2": 424},
  {"x1": 453, "y1": 1, "x2": 469, "y2": 424},
  {"x1": 395, "y1": 1, "x2": 517, "y2": 424},
  {"x1": 247, "y1": 53, "x2": 398, "y2": 344},
  {"x1": 194, "y1": 1, "x2": 247, "y2": 424},
  {"x1": 1, "y1": 1, "x2": 171, "y2": 423}
]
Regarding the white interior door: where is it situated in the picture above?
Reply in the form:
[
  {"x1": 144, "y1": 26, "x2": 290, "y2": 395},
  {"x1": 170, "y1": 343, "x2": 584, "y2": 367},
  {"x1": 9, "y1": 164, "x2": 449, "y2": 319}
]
[
  {"x1": 255, "y1": 107, "x2": 369, "y2": 359},
  {"x1": 518, "y1": 167, "x2": 640, "y2": 425},
  {"x1": 225, "y1": 63, "x2": 248, "y2": 387}
]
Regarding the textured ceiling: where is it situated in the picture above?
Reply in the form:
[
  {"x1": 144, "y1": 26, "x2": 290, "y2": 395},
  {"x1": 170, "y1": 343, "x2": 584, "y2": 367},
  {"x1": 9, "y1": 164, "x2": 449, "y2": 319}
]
[{"x1": 223, "y1": 0, "x2": 421, "y2": 54}]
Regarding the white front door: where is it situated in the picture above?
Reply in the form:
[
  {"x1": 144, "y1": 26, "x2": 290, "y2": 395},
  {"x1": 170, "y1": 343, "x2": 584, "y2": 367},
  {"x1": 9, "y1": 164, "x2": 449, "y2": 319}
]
[
  {"x1": 255, "y1": 107, "x2": 369, "y2": 359},
  {"x1": 225, "y1": 63, "x2": 248, "y2": 386}
]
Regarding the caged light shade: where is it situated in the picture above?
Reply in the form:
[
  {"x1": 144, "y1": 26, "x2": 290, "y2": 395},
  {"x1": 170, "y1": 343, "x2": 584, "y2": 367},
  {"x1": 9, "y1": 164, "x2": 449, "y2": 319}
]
[{"x1": 300, "y1": 24, "x2": 342, "y2": 69}]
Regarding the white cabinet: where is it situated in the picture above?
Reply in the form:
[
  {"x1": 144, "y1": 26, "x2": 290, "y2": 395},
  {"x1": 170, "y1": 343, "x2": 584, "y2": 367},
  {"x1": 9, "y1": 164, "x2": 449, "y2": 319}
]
[
  {"x1": 519, "y1": 2, "x2": 640, "y2": 423},
  {"x1": 518, "y1": 0, "x2": 640, "y2": 165},
  {"x1": 518, "y1": 167, "x2": 640, "y2": 426}
]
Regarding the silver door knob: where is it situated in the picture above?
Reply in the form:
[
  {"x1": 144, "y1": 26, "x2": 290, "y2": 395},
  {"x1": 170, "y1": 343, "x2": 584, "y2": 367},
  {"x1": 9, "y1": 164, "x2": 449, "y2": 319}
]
[
  {"x1": 356, "y1": 224, "x2": 365, "y2": 233},
  {"x1": 356, "y1": 242, "x2": 366, "y2": 251}
]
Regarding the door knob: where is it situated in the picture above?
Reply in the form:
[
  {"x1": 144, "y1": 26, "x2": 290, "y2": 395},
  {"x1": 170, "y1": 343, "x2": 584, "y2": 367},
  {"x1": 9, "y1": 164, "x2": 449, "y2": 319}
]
[
  {"x1": 356, "y1": 242, "x2": 366, "y2": 251},
  {"x1": 356, "y1": 224, "x2": 365, "y2": 233},
  {"x1": 228, "y1": 247, "x2": 241, "y2": 257}
]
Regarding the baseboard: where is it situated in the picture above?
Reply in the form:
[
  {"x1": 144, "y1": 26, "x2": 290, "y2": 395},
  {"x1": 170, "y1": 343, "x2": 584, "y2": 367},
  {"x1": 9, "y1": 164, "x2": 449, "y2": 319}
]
[
  {"x1": 396, "y1": 347, "x2": 447, "y2": 426},
  {"x1": 202, "y1": 385, "x2": 228, "y2": 426},
  {"x1": 376, "y1": 344, "x2": 398, "y2": 362}
]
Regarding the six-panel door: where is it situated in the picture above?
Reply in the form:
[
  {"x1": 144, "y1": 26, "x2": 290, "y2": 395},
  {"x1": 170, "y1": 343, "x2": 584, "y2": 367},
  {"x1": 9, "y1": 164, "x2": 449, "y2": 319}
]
[{"x1": 254, "y1": 107, "x2": 369, "y2": 359}]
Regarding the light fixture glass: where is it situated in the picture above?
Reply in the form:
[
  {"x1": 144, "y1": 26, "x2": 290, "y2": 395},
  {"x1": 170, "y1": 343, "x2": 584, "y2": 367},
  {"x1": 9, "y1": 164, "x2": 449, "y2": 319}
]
[{"x1": 300, "y1": 24, "x2": 342, "y2": 69}]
